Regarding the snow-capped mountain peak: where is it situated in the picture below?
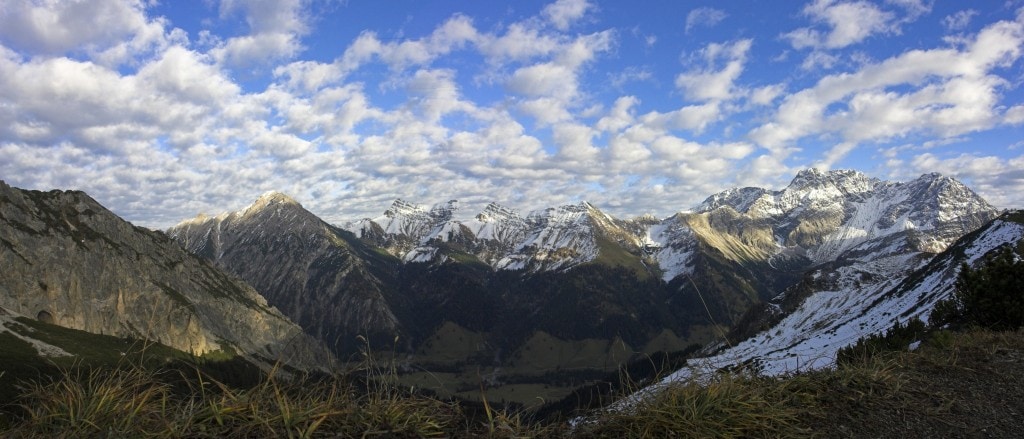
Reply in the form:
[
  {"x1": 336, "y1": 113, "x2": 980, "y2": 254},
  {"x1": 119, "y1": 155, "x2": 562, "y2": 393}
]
[
  {"x1": 372, "y1": 198, "x2": 458, "y2": 240},
  {"x1": 467, "y1": 202, "x2": 527, "y2": 244},
  {"x1": 474, "y1": 202, "x2": 523, "y2": 224}
]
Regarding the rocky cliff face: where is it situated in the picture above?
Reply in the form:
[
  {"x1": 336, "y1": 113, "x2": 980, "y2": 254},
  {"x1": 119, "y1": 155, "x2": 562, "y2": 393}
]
[
  {"x1": 168, "y1": 192, "x2": 404, "y2": 354},
  {"x1": 0, "y1": 182, "x2": 332, "y2": 370}
]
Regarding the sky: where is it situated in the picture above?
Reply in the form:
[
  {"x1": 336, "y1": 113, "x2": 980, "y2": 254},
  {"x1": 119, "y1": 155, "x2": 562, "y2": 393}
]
[{"x1": 1, "y1": 0, "x2": 1023, "y2": 228}]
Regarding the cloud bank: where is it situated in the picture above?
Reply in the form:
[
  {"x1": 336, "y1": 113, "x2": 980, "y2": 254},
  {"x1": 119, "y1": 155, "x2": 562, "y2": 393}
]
[{"x1": 1, "y1": 0, "x2": 1022, "y2": 228}]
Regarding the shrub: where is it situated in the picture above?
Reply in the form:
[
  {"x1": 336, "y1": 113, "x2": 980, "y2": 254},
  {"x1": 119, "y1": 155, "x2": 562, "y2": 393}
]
[
  {"x1": 836, "y1": 318, "x2": 926, "y2": 365},
  {"x1": 931, "y1": 246, "x2": 1024, "y2": 330}
]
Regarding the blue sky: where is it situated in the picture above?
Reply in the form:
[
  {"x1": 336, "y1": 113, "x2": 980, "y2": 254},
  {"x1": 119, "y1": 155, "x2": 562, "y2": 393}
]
[{"x1": 1, "y1": 0, "x2": 1022, "y2": 228}]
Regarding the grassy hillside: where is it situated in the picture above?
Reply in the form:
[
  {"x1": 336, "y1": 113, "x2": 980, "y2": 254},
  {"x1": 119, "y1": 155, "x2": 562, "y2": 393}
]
[{"x1": 4, "y1": 327, "x2": 1022, "y2": 437}]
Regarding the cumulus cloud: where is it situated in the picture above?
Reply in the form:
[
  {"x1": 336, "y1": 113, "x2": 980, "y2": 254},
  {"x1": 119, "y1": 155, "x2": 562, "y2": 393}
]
[
  {"x1": 786, "y1": 1, "x2": 893, "y2": 49},
  {"x1": 685, "y1": 7, "x2": 727, "y2": 34},
  {"x1": 505, "y1": 29, "x2": 613, "y2": 125},
  {"x1": 1, "y1": 0, "x2": 1020, "y2": 228},
  {"x1": 751, "y1": 15, "x2": 1024, "y2": 166},
  {"x1": 0, "y1": 0, "x2": 151, "y2": 55},
  {"x1": 750, "y1": 84, "x2": 785, "y2": 106},
  {"x1": 542, "y1": 0, "x2": 593, "y2": 31},
  {"x1": 211, "y1": 0, "x2": 309, "y2": 69},
  {"x1": 0, "y1": 0, "x2": 183, "y2": 67},
  {"x1": 675, "y1": 39, "x2": 752, "y2": 102},
  {"x1": 944, "y1": 9, "x2": 979, "y2": 31},
  {"x1": 595, "y1": 96, "x2": 639, "y2": 132},
  {"x1": 1006, "y1": 105, "x2": 1024, "y2": 124},
  {"x1": 783, "y1": 0, "x2": 912, "y2": 50},
  {"x1": 608, "y1": 66, "x2": 653, "y2": 89}
]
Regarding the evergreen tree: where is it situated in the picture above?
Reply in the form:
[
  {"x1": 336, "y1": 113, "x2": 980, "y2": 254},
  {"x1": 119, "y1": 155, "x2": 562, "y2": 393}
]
[{"x1": 932, "y1": 246, "x2": 1024, "y2": 330}]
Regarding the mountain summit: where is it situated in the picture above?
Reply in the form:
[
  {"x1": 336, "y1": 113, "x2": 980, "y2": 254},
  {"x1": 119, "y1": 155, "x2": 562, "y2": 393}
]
[{"x1": 168, "y1": 194, "x2": 403, "y2": 354}]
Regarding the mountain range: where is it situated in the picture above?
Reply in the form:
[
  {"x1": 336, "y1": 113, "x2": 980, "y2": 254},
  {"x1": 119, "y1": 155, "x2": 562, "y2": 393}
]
[
  {"x1": 167, "y1": 169, "x2": 999, "y2": 391},
  {"x1": 1, "y1": 168, "x2": 1010, "y2": 406}
]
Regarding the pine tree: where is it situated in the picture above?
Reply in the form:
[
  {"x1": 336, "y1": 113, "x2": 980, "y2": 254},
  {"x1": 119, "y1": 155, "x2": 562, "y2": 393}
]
[{"x1": 933, "y1": 246, "x2": 1024, "y2": 330}]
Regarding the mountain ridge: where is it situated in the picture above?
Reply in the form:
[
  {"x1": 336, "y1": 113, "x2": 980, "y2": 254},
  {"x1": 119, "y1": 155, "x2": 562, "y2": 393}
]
[
  {"x1": 167, "y1": 169, "x2": 999, "y2": 368},
  {"x1": 642, "y1": 209, "x2": 1024, "y2": 389},
  {"x1": 0, "y1": 181, "x2": 333, "y2": 370}
]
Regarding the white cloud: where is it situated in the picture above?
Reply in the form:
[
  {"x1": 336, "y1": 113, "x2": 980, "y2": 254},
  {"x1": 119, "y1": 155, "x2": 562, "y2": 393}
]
[
  {"x1": 638, "y1": 102, "x2": 722, "y2": 134},
  {"x1": 608, "y1": 66, "x2": 652, "y2": 89},
  {"x1": 138, "y1": 46, "x2": 240, "y2": 105},
  {"x1": 211, "y1": 0, "x2": 308, "y2": 69},
  {"x1": 675, "y1": 39, "x2": 752, "y2": 102},
  {"x1": 212, "y1": 32, "x2": 301, "y2": 69},
  {"x1": 517, "y1": 97, "x2": 573, "y2": 125},
  {"x1": 750, "y1": 84, "x2": 785, "y2": 106},
  {"x1": 273, "y1": 60, "x2": 343, "y2": 92},
  {"x1": 542, "y1": 0, "x2": 593, "y2": 31},
  {"x1": 477, "y1": 22, "x2": 561, "y2": 63},
  {"x1": 404, "y1": 68, "x2": 477, "y2": 123},
  {"x1": 608, "y1": 135, "x2": 652, "y2": 165},
  {"x1": 552, "y1": 122, "x2": 599, "y2": 165},
  {"x1": 335, "y1": 15, "x2": 480, "y2": 75},
  {"x1": 505, "y1": 30, "x2": 613, "y2": 124},
  {"x1": 685, "y1": 7, "x2": 728, "y2": 34},
  {"x1": 508, "y1": 63, "x2": 577, "y2": 100},
  {"x1": 799, "y1": 50, "x2": 839, "y2": 70},
  {"x1": 595, "y1": 96, "x2": 639, "y2": 132},
  {"x1": 784, "y1": 0, "x2": 898, "y2": 49},
  {"x1": 887, "y1": 0, "x2": 932, "y2": 20},
  {"x1": 0, "y1": 0, "x2": 183, "y2": 67},
  {"x1": 751, "y1": 15, "x2": 1024, "y2": 163},
  {"x1": 944, "y1": 9, "x2": 979, "y2": 31},
  {"x1": 1, "y1": 0, "x2": 1021, "y2": 229},
  {"x1": 0, "y1": 0, "x2": 151, "y2": 55},
  {"x1": 1006, "y1": 105, "x2": 1024, "y2": 124}
]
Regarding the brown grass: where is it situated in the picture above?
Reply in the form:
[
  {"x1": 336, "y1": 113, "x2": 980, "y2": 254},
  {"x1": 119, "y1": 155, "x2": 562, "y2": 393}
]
[{"x1": 4, "y1": 329, "x2": 1022, "y2": 437}]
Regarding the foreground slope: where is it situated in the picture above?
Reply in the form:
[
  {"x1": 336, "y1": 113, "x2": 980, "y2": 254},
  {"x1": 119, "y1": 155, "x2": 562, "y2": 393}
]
[
  {"x1": 575, "y1": 329, "x2": 1024, "y2": 438},
  {"x1": 0, "y1": 182, "x2": 331, "y2": 369}
]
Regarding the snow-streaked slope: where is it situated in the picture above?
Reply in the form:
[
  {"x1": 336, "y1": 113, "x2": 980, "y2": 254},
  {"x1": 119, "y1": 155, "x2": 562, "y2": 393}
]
[
  {"x1": 495, "y1": 202, "x2": 604, "y2": 271},
  {"x1": 0, "y1": 306, "x2": 72, "y2": 357},
  {"x1": 651, "y1": 212, "x2": 1024, "y2": 385},
  {"x1": 645, "y1": 170, "x2": 997, "y2": 282},
  {"x1": 462, "y1": 202, "x2": 529, "y2": 265}
]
